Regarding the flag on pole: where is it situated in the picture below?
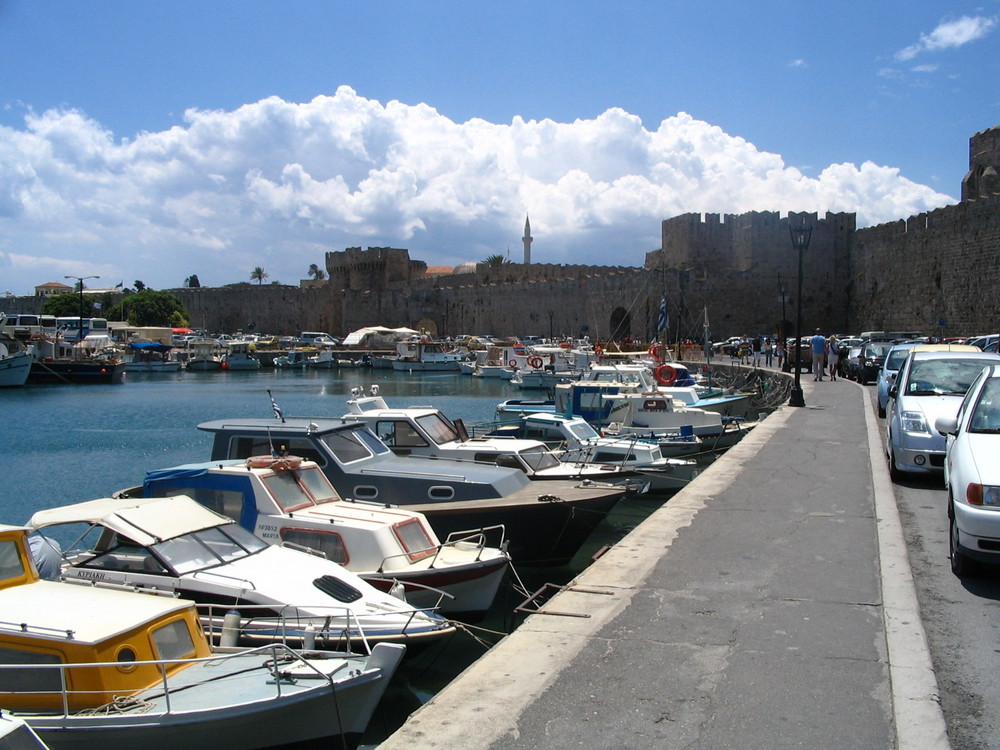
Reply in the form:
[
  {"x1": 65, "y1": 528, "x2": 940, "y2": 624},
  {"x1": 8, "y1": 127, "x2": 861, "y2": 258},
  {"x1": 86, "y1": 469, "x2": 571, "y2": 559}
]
[
  {"x1": 657, "y1": 296, "x2": 669, "y2": 334},
  {"x1": 267, "y1": 389, "x2": 284, "y2": 423},
  {"x1": 115, "y1": 281, "x2": 124, "y2": 289}
]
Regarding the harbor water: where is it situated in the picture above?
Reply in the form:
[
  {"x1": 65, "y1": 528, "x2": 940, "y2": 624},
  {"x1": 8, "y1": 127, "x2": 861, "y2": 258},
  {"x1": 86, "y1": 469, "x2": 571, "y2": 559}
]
[{"x1": 0, "y1": 367, "x2": 682, "y2": 745}]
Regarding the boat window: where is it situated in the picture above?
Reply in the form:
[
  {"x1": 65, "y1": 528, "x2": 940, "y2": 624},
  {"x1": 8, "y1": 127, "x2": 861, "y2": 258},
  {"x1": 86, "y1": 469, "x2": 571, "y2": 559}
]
[
  {"x1": 517, "y1": 446, "x2": 561, "y2": 472},
  {"x1": 393, "y1": 519, "x2": 436, "y2": 561},
  {"x1": 151, "y1": 619, "x2": 196, "y2": 661},
  {"x1": 592, "y1": 450, "x2": 632, "y2": 463},
  {"x1": 0, "y1": 647, "x2": 63, "y2": 693},
  {"x1": 0, "y1": 540, "x2": 26, "y2": 583},
  {"x1": 152, "y1": 526, "x2": 256, "y2": 575},
  {"x1": 219, "y1": 524, "x2": 268, "y2": 555},
  {"x1": 319, "y1": 430, "x2": 374, "y2": 463},
  {"x1": 567, "y1": 421, "x2": 600, "y2": 440},
  {"x1": 414, "y1": 414, "x2": 460, "y2": 444},
  {"x1": 643, "y1": 399, "x2": 668, "y2": 411},
  {"x1": 279, "y1": 528, "x2": 348, "y2": 564},
  {"x1": 261, "y1": 471, "x2": 314, "y2": 511},
  {"x1": 296, "y1": 467, "x2": 341, "y2": 503},
  {"x1": 351, "y1": 428, "x2": 391, "y2": 455},
  {"x1": 375, "y1": 420, "x2": 428, "y2": 449}
]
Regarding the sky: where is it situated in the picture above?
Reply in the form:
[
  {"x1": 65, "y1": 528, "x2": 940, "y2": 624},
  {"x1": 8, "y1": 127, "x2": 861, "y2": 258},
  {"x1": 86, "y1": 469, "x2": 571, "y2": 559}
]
[{"x1": 1, "y1": 1, "x2": 998, "y2": 295}]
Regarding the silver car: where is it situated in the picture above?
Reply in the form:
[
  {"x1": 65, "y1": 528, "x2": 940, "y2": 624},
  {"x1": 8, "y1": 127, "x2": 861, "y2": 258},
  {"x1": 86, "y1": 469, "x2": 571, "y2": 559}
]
[
  {"x1": 876, "y1": 342, "x2": 919, "y2": 418},
  {"x1": 885, "y1": 349, "x2": 1000, "y2": 480}
]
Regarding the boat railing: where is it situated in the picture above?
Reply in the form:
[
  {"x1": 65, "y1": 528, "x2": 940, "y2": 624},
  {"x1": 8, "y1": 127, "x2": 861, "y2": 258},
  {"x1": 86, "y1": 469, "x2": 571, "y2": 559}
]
[
  {"x1": 0, "y1": 617, "x2": 77, "y2": 640},
  {"x1": 0, "y1": 642, "x2": 336, "y2": 718}
]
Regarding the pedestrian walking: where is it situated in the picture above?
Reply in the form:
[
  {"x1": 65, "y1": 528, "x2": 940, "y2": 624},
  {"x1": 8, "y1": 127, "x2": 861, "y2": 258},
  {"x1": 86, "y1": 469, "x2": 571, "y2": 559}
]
[
  {"x1": 776, "y1": 339, "x2": 786, "y2": 369},
  {"x1": 752, "y1": 337, "x2": 762, "y2": 367},
  {"x1": 826, "y1": 335, "x2": 840, "y2": 380},
  {"x1": 810, "y1": 328, "x2": 827, "y2": 381},
  {"x1": 762, "y1": 338, "x2": 773, "y2": 367}
]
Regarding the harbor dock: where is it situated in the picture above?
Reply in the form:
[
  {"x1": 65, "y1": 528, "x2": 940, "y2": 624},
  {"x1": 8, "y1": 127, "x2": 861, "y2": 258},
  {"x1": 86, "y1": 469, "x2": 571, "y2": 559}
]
[{"x1": 378, "y1": 377, "x2": 949, "y2": 749}]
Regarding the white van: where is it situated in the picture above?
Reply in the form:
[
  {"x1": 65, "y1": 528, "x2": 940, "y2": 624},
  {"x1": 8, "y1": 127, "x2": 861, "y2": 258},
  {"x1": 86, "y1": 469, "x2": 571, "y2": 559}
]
[{"x1": 300, "y1": 331, "x2": 339, "y2": 347}]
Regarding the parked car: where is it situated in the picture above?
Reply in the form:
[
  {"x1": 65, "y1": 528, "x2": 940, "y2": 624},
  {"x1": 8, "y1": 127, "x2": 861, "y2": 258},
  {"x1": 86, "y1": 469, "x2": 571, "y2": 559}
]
[
  {"x1": 782, "y1": 337, "x2": 812, "y2": 373},
  {"x1": 843, "y1": 345, "x2": 864, "y2": 381},
  {"x1": 876, "y1": 342, "x2": 919, "y2": 418},
  {"x1": 935, "y1": 364, "x2": 1000, "y2": 575},
  {"x1": 884, "y1": 348, "x2": 1000, "y2": 480},
  {"x1": 967, "y1": 334, "x2": 998, "y2": 350},
  {"x1": 856, "y1": 341, "x2": 894, "y2": 384}
]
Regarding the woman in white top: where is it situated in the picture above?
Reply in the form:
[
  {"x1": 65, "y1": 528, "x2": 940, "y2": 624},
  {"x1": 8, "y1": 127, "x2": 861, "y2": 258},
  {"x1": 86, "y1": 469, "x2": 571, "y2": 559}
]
[{"x1": 826, "y1": 336, "x2": 840, "y2": 381}]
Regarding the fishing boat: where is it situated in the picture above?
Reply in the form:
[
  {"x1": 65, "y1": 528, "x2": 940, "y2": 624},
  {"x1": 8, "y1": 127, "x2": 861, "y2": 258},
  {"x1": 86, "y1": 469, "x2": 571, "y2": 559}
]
[
  {"x1": 0, "y1": 523, "x2": 405, "y2": 750},
  {"x1": 132, "y1": 456, "x2": 512, "y2": 619},
  {"x1": 391, "y1": 340, "x2": 467, "y2": 372},
  {"x1": 27, "y1": 495, "x2": 455, "y2": 649},
  {"x1": 184, "y1": 338, "x2": 223, "y2": 371},
  {"x1": 25, "y1": 333, "x2": 125, "y2": 385},
  {"x1": 0, "y1": 315, "x2": 32, "y2": 387},
  {"x1": 221, "y1": 340, "x2": 261, "y2": 371},
  {"x1": 197, "y1": 413, "x2": 627, "y2": 566},
  {"x1": 273, "y1": 349, "x2": 311, "y2": 369},
  {"x1": 123, "y1": 342, "x2": 182, "y2": 373}
]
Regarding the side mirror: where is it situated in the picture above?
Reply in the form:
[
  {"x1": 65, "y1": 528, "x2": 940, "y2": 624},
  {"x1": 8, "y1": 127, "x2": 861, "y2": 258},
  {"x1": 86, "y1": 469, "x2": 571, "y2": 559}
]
[
  {"x1": 935, "y1": 416, "x2": 959, "y2": 436},
  {"x1": 889, "y1": 385, "x2": 898, "y2": 398}
]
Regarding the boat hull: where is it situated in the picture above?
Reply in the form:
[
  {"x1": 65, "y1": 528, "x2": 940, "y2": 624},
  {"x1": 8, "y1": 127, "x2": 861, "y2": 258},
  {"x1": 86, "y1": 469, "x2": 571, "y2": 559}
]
[
  {"x1": 0, "y1": 352, "x2": 32, "y2": 387},
  {"x1": 27, "y1": 359, "x2": 125, "y2": 384}
]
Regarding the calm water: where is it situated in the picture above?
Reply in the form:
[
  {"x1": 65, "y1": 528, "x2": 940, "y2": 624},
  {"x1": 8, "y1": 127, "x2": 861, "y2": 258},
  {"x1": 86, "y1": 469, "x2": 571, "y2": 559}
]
[{"x1": 1, "y1": 367, "x2": 671, "y2": 746}]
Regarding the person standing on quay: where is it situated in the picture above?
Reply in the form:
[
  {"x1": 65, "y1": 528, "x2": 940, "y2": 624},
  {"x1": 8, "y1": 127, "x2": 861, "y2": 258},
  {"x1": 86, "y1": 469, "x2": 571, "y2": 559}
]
[
  {"x1": 762, "y1": 337, "x2": 773, "y2": 367},
  {"x1": 776, "y1": 338, "x2": 785, "y2": 369},
  {"x1": 810, "y1": 328, "x2": 827, "y2": 381}
]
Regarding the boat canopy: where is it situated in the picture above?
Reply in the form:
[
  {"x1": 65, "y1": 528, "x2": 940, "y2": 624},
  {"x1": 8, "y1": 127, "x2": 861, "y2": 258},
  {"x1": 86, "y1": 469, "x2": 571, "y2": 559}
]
[
  {"x1": 28, "y1": 496, "x2": 232, "y2": 546},
  {"x1": 342, "y1": 326, "x2": 419, "y2": 346},
  {"x1": 128, "y1": 341, "x2": 172, "y2": 352}
]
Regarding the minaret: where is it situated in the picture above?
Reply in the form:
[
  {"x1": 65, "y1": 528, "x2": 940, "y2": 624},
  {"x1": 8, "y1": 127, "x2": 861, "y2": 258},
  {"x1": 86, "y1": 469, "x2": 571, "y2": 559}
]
[{"x1": 522, "y1": 215, "x2": 532, "y2": 264}]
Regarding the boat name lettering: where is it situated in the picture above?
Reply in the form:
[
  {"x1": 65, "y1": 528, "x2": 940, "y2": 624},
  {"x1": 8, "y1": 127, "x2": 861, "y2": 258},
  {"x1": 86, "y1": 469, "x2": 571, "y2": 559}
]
[{"x1": 78, "y1": 570, "x2": 106, "y2": 580}]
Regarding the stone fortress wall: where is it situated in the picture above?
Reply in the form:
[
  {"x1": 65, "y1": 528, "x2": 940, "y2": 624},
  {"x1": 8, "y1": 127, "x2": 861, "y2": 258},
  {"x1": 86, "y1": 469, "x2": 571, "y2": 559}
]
[{"x1": 4, "y1": 126, "x2": 999, "y2": 341}]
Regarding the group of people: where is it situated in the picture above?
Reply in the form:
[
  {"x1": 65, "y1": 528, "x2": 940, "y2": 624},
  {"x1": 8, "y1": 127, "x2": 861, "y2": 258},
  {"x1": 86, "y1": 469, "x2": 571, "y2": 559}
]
[{"x1": 810, "y1": 329, "x2": 843, "y2": 381}]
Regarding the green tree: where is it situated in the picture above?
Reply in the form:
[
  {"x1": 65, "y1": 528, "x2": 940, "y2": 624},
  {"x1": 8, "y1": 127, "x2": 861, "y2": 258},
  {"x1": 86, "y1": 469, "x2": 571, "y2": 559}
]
[
  {"x1": 106, "y1": 290, "x2": 189, "y2": 327},
  {"x1": 185, "y1": 274, "x2": 201, "y2": 288},
  {"x1": 483, "y1": 254, "x2": 510, "y2": 267},
  {"x1": 42, "y1": 292, "x2": 93, "y2": 317},
  {"x1": 134, "y1": 280, "x2": 147, "y2": 292},
  {"x1": 250, "y1": 267, "x2": 269, "y2": 285},
  {"x1": 307, "y1": 263, "x2": 326, "y2": 281}
]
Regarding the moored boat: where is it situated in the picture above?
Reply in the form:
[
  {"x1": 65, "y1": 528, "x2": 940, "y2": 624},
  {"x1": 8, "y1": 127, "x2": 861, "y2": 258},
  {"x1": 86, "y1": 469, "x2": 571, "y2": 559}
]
[{"x1": 0, "y1": 523, "x2": 405, "y2": 750}]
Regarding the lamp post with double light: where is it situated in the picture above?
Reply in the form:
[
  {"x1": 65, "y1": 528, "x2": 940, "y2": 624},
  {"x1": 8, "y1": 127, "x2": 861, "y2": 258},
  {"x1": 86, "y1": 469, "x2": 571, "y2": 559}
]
[
  {"x1": 64, "y1": 275, "x2": 99, "y2": 343},
  {"x1": 788, "y1": 220, "x2": 811, "y2": 407}
]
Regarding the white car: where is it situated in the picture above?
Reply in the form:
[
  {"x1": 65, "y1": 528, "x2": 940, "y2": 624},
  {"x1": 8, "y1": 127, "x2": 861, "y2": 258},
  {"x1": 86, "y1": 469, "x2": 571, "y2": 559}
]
[
  {"x1": 936, "y1": 364, "x2": 1000, "y2": 575},
  {"x1": 884, "y1": 349, "x2": 1000, "y2": 480}
]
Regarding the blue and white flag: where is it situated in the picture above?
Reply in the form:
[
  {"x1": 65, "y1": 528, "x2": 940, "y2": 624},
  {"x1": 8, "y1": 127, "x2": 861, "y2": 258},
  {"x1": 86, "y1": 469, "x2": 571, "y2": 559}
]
[
  {"x1": 267, "y1": 389, "x2": 284, "y2": 422},
  {"x1": 657, "y1": 296, "x2": 669, "y2": 334}
]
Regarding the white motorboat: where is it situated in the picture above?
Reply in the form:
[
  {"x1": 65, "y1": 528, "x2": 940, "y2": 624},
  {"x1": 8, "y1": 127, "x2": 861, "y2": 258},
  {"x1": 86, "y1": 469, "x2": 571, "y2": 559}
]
[
  {"x1": 123, "y1": 342, "x2": 182, "y2": 372},
  {"x1": 274, "y1": 349, "x2": 311, "y2": 369},
  {"x1": 184, "y1": 338, "x2": 223, "y2": 371},
  {"x1": 0, "y1": 314, "x2": 32, "y2": 387},
  {"x1": 306, "y1": 347, "x2": 338, "y2": 369},
  {"x1": 0, "y1": 523, "x2": 405, "y2": 750},
  {"x1": 343, "y1": 388, "x2": 648, "y2": 489},
  {"x1": 134, "y1": 456, "x2": 512, "y2": 619},
  {"x1": 391, "y1": 340, "x2": 467, "y2": 371},
  {"x1": 28, "y1": 495, "x2": 455, "y2": 648}
]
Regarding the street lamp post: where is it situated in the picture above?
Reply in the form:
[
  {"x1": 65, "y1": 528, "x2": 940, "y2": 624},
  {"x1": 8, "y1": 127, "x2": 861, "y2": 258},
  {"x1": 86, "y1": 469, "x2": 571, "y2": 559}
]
[
  {"x1": 788, "y1": 221, "x2": 811, "y2": 407},
  {"x1": 64, "y1": 275, "x2": 100, "y2": 342}
]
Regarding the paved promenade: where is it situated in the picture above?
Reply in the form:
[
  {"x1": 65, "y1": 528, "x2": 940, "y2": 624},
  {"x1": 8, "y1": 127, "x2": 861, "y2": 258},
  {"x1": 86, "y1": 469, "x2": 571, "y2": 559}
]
[{"x1": 378, "y1": 378, "x2": 951, "y2": 749}]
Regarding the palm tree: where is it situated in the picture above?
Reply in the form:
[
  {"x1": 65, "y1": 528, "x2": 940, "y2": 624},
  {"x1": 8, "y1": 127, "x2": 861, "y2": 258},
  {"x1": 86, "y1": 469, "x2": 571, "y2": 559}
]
[
  {"x1": 483, "y1": 254, "x2": 509, "y2": 267},
  {"x1": 307, "y1": 263, "x2": 326, "y2": 281},
  {"x1": 250, "y1": 267, "x2": 269, "y2": 285}
]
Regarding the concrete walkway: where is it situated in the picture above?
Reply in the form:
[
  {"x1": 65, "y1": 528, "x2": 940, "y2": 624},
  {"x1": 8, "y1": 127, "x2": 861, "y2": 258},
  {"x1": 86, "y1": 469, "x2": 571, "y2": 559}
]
[{"x1": 378, "y1": 378, "x2": 950, "y2": 749}]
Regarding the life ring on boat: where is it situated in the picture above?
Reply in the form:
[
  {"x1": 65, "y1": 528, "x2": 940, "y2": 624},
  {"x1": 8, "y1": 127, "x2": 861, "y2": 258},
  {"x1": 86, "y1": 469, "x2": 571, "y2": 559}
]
[
  {"x1": 654, "y1": 364, "x2": 678, "y2": 385},
  {"x1": 527, "y1": 355, "x2": 543, "y2": 369},
  {"x1": 245, "y1": 455, "x2": 303, "y2": 470},
  {"x1": 648, "y1": 344, "x2": 665, "y2": 362},
  {"x1": 559, "y1": 342, "x2": 571, "y2": 349},
  {"x1": 508, "y1": 359, "x2": 519, "y2": 369},
  {"x1": 595, "y1": 346, "x2": 604, "y2": 359}
]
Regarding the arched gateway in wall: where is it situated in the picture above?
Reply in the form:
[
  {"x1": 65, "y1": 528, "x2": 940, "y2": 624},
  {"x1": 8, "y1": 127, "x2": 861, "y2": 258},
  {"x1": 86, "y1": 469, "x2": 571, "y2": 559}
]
[{"x1": 609, "y1": 307, "x2": 631, "y2": 341}]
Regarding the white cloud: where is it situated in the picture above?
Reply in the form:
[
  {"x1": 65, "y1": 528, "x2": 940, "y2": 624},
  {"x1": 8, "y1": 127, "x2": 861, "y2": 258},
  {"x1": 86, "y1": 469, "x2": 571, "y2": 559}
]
[
  {"x1": 896, "y1": 15, "x2": 997, "y2": 61},
  {"x1": 0, "y1": 87, "x2": 955, "y2": 294}
]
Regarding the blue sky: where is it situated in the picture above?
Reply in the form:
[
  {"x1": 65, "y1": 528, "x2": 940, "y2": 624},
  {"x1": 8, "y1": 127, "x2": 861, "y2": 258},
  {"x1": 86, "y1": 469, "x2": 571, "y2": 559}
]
[{"x1": 1, "y1": 1, "x2": 998, "y2": 295}]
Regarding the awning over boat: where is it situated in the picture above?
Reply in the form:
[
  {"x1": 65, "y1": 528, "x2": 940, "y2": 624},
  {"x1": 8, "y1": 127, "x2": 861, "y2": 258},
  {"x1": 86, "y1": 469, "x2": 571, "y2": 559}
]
[
  {"x1": 27, "y1": 496, "x2": 232, "y2": 545},
  {"x1": 128, "y1": 341, "x2": 173, "y2": 352}
]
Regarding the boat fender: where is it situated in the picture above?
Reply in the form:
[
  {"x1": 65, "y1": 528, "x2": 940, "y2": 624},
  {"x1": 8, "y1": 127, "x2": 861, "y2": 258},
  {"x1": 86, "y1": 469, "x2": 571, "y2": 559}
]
[
  {"x1": 654, "y1": 364, "x2": 678, "y2": 385},
  {"x1": 220, "y1": 609, "x2": 242, "y2": 648}
]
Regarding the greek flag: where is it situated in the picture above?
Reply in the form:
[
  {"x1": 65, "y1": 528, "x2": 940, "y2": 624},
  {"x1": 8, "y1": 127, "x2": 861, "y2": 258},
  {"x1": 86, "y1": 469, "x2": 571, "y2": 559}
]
[
  {"x1": 267, "y1": 389, "x2": 284, "y2": 422},
  {"x1": 657, "y1": 296, "x2": 668, "y2": 334}
]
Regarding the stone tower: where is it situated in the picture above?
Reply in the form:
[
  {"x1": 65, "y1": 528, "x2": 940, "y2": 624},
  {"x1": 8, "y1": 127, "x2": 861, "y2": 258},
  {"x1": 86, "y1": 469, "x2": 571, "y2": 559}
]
[
  {"x1": 523, "y1": 215, "x2": 532, "y2": 264},
  {"x1": 962, "y1": 125, "x2": 1000, "y2": 201}
]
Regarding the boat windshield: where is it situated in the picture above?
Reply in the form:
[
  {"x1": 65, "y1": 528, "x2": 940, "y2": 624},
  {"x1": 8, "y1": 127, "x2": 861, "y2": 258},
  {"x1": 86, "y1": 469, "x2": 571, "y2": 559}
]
[
  {"x1": 566, "y1": 421, "x2": 600, "y2": 440},
  {"x1": 261, "y1": 466, "x2": 341, "y2": 510},
  {"x1": 516, "y1": 446, "x2": 561, "y2": 472},
  {"x1": 296, "y1": 466, "x2": 341, "y2": 503},
  {"x1": 152, "y1": 525, "x2": 268, "y2": 575},
  {"x1": 414, "y1": 413, "x2": 461, "y2": 444}
]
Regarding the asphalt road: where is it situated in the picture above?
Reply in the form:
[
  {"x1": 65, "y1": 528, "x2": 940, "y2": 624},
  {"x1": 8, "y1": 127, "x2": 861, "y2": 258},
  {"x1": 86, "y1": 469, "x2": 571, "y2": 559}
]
[{"x1": 870, "y1": 386, "x2": 1000, "y2": 750}]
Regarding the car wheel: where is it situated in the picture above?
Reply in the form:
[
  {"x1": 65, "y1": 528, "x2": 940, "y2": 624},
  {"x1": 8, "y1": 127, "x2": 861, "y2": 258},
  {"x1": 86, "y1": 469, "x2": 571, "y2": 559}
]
[{"x1": 950, "y1": 510, "x2": 977, "y2": 577}]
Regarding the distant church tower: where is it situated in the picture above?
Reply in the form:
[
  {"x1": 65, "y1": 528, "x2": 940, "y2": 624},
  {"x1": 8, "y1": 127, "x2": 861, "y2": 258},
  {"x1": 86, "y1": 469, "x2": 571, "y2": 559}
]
[{"x1": 522, "y1": 215, "x2": 533, "y2": 264}]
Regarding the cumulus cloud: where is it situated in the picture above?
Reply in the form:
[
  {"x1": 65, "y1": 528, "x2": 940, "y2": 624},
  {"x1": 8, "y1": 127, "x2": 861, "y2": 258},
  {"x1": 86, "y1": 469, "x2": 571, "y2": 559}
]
[
  {"x1": 0, "y1": 87, "x2": 954, "y2": 294},
  {"x1": 896, "y1": 15, "x2": 997, "y2": 61}
]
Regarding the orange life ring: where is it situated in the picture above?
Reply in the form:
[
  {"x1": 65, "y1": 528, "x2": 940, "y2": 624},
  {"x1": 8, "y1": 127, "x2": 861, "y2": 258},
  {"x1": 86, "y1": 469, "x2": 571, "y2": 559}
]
[
  {"x1": 527, "y1": 355, "x2": 543, "y2": 368},
  {"x1": 595, "y1": 346, "x2": 604, "y2": 358},
  {"x1": 559, "y1": 342, "x2": 572, "y2": 349},
  {"x1": 654, "y1": 364, "x2": 677, "y2": 385},
  {"x1": 648, "y1": 344, "x2": 665, "y2": 362},
  {"x1": 246, "y1": 455, "x2": 303, "y2": 470}
]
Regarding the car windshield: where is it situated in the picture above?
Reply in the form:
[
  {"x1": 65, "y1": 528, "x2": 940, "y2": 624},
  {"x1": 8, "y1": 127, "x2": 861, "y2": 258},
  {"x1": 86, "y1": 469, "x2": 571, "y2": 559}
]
[
  {"x1": 885, "y1": 349, "x2": 914, "y2": 369},
  {"x1": 969, "y1": 378, "x2": 1000, "y2": 433},
  {"x1": 905, "y1": 358, "x2": 996, "y2": 396},
  {"x1": 865, "y1": 344, "x2": 892, "y2": 357}
]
